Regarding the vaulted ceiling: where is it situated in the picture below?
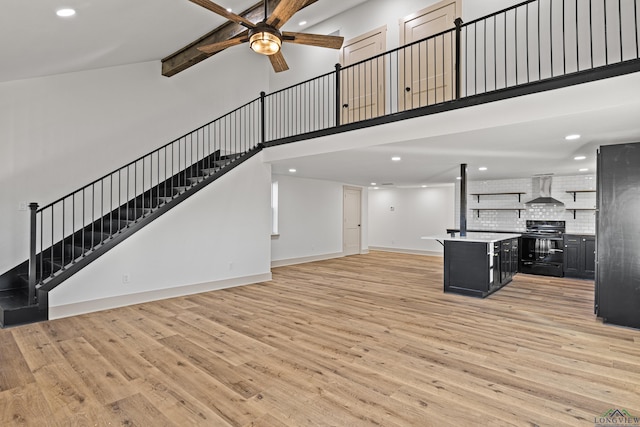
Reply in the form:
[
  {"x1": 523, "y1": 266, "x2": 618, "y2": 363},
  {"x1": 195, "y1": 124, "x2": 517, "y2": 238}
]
[{"x1": 0, "y1": 0, "x2": 366, "y2": 83}]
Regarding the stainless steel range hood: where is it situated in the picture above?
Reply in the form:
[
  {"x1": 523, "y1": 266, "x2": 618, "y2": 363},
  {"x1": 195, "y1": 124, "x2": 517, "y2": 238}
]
[{"x1": 525, "y1": 175, "x2": 564, "y2": 206}]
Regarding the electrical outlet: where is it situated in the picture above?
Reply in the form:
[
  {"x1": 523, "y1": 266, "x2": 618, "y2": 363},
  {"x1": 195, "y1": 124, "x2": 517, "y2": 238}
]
[
  {"x1": 18, "y1": 201, "x2": 27, "y2": 211},
  {"x1": 122, "y1": 274, "x2": 130, "y2": 284}
]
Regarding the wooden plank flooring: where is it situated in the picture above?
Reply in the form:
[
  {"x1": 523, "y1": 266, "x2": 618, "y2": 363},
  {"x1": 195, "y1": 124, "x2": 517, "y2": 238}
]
[{"x1": 1, "y1": 251, "x2": 639, "y2": 426}]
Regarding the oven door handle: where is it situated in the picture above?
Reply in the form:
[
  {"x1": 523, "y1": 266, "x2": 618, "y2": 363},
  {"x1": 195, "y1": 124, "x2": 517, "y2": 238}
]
[{"x1": 549, "y1": 249, "x2": 564, "y2": 253}]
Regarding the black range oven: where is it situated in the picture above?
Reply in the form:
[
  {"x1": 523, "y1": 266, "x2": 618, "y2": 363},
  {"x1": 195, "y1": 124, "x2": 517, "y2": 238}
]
[{"x1": 519, "y1": 220, "x2": 565, "y2": 277}]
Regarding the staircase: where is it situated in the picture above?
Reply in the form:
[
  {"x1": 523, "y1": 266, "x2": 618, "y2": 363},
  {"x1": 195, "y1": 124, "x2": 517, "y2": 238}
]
[{"x1": 0, "y1": 95, "x2": 263, "y2": 327}]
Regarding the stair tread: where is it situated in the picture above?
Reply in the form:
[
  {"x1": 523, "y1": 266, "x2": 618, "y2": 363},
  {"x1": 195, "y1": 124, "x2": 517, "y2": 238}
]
[{"x1": 0, "y1": 289, "x2": 31, "y2": 310}]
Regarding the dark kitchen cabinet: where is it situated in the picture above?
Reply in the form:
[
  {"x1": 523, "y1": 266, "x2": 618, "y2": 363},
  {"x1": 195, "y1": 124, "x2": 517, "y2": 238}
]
[
  {"x1": 584, "y1": 237, "x2": 596, "y2": 277},
  {"x1": 444, "y1": 237, "x2": 518, "y2": 298},
  {"x1": 563, "y1": 234, "x2": 595, "y2": 279},
  {"x1": 596, "y1": 142, "x2": 640, "y2": 330},
  {"x1": 497, "y1": 238, "x2": 518, "y2": 284}
]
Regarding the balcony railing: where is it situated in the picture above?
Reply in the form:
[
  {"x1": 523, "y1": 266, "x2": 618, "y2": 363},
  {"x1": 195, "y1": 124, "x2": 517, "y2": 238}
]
[{"x1": 264, "y1": 0, "x2": 639, "y2": 144}]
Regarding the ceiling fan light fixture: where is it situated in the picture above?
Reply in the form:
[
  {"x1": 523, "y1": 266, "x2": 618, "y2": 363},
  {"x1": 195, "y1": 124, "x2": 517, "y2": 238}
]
[{"x1": 249, "y1": 24, "x2": 282, "y2": 56}]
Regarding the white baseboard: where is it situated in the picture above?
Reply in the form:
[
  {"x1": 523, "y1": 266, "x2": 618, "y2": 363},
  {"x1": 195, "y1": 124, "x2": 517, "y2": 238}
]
[
  {"x1": 368, "y1": 246, "x2": 443, "y2": 257},
  {"x1": 48, "y1": 272, "x2": 272, "y2": 320},
  {"x1": 271, "y1": 252, "x2": 344, "y2": 268}
]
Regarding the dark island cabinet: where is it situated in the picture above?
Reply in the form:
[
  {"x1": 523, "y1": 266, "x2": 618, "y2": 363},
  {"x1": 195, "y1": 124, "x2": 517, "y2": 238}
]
[
  {"x1": 563, "y1": 234, "x2": 595, "y2": 279},
  {"x1": 445, "y1": 237, "x2": 518, "y2": 298}
]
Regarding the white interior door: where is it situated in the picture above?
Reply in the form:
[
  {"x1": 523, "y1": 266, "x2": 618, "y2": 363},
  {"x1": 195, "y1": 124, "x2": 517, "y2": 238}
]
[
  {"x1": 340, "y1": 26, "x2": 387, "y2": 124},
  {"x1": 343, "y1": 186, "x2": 362, "y2": 256}
]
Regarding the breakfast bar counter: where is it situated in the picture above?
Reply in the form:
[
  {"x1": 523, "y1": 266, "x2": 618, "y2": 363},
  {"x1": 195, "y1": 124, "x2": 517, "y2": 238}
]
[{"x1": 422, "y1": 233, "x2": 521, "y2": 298}]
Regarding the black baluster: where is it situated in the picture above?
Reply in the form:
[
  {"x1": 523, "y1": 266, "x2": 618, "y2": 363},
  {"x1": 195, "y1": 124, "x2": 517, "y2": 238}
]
[{"x1": 335, "y1": 63, "x2": 341, "y2": 127}]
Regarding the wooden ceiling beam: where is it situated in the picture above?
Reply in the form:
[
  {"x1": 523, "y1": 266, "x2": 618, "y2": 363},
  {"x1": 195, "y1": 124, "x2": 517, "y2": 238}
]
[{"x1": 162, "y1": 0, "x2": 318, "y2": 77}]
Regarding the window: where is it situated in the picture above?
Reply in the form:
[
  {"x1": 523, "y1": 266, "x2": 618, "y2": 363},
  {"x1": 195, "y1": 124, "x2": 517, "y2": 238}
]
[{"x1": 271, "y1": 181, "x2": 279, "y2": 235}]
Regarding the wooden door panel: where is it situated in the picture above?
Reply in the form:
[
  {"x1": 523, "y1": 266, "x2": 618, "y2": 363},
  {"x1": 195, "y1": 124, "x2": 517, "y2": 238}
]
[
  {"x1": 399, "y1": 0, "x2": 459, "y2": 111},
  {"x1": 340, "y1": 27, "x2": 386, "y2": 124}
]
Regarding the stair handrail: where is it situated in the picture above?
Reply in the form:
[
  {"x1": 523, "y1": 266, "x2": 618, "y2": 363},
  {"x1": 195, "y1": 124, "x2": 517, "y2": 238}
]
[{"x1": 35, "y1": 97, "x2": 261, "y2": 214}]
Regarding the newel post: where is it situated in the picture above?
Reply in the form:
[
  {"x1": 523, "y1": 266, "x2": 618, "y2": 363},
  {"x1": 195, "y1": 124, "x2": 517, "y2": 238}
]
[
  {"x1": 28, "y1": 202, "x2": 38, "y2": 305},
  {"x1": 454, "y1": 17, "x2": 463, "y2": 100},
  {"x1": 259, "y1": 91, "x2": 266, "y2": 147},
  {"x1": 334, "y1": 63, "x2": 342, "y2": 127}
]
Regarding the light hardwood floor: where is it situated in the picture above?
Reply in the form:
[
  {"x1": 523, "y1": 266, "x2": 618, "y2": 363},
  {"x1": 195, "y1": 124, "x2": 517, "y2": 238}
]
[{"x1": 1, "y1": 251, "x2": 639, "y2": 426}]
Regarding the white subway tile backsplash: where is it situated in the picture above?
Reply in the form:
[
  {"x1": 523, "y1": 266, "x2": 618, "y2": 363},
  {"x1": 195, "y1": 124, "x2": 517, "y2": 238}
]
[{"x1": 455, "y1": 175, "x2": 596, "y2": 234}]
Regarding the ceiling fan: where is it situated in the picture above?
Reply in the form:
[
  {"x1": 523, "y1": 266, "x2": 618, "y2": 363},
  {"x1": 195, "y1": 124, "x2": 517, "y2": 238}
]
[{"x1": 188, "y1": 0, "x2": 345, "y2": 72}]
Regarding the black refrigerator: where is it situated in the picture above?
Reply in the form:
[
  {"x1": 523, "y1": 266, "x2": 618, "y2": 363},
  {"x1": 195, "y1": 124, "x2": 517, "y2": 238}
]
[{"x1": 596, "y1": 142, "x2": 640, "y2": 329}]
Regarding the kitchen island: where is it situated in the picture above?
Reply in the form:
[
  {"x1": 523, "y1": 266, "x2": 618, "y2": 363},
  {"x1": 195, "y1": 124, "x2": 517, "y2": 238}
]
[{"x1": 422, "y1": 233, "x2": 521, "y2": 298}]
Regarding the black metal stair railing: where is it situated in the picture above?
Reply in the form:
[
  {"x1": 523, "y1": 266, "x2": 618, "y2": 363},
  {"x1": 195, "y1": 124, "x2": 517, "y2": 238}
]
[
  {"x1": 18, "y1": 0, "x2": 640, "y2": 313},
  {"x1": 27, "y1": 97, "x2": 262, "y2": 306}
]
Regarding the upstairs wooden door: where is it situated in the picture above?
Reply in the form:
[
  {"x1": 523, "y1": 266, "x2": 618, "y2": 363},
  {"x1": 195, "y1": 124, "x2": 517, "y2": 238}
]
[
  {"x1": 399, "y1": 0, "x2": 460, "y2": 111},
  {"x1": 340, "y1": 26, "x2": 387, "y2": 124}
]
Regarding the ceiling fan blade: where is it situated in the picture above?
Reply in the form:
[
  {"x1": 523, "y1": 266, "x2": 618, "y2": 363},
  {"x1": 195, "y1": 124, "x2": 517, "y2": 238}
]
[
  {"x1": 269, "y1": 51, "x2": 290, "y2": 72},
  {"x1": 282, "y1": 32, "x2": 344, "y2": 49},
  {"x1": 197, "y1": 34, "x2": 248, "y2": 54},
  {"x1": 267, "y1": 0, "x2": 308, "y2": 29},
  {"x1": 188, "y1": 0, "x2": 256, "y2": 28}
]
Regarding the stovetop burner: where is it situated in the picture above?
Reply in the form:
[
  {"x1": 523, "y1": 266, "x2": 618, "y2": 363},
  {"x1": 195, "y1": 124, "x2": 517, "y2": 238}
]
[{"x1": 524, "y1": 220, "x2": 566, "y2": 238}]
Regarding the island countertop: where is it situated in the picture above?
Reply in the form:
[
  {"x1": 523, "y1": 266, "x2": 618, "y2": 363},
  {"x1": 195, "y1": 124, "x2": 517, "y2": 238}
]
[{"x1": 421, "y1": 232, "x2": 522, "y2": 244}]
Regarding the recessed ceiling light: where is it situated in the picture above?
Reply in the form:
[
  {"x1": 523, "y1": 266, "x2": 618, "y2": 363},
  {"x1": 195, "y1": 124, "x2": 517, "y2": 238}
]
[
  {"x1": 299, "y1": 21, "x2": 307, "y2": 26},
  {"x1": 478, "y1": 167, "x2": 488, "y2": 171},
  {"x1": 373, "y1": 187, "x2": 380, "y2": 190},
  {"x1": 288, "y1": 168, "x2": 296, "y2": 173},
  {"x1": 574, "y1": 155, "x2": 586, "y2": 160},
  {"x1": 565, "y1": 134, "x2": 581, "y2": 140},
  {"x1": 391, "y1": 156, "x2": 401, "y2": 161},
  {"x1": 579, "y1": 168, "x2": 589, "y2": 172},
  {"x1": 56, "y1": 8, "x2": 76, "y2": 17},
  {"x1": 371, "y1": 182, "x2": 377, "y2": 186},
  {"x1": 456, "y1": 176, "x2": 462, "y2": 180},
  {"x1": 421, "y1": 185, "x2": 428, "y2": 188},
  {"x1": 226, "y1": 8, "x2": 232, "y2": 12}
]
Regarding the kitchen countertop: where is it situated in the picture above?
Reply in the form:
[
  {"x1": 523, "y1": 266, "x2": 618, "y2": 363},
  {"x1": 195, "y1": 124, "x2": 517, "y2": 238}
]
[
  {"x1": 422, "y1": 232, "x2": 522, "y2": 244},
  {"x1": 446, "y1": 228, "x2": 522, "y2": 234}
]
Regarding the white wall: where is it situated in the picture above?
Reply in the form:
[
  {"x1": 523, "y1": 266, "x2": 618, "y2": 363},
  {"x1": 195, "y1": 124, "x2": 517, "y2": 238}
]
[
  {"x1": 48, "y1": 154, "x2": 272, "y2": 318},
  {"x1": 271, "y1": 174, "x2": 368, "y2": 264},
  {"x1": 368, "y1": 186, "x2": 455, "y2": 254},
  {"x1": 0, "y1": 49, "x2": 268, "y2": 275}
]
